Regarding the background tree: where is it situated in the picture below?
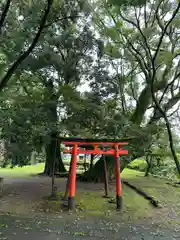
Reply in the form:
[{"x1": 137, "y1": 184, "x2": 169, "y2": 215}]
[
  {"x1": 72, "y1": 0, "x2": 180, "y2": 181},
  {"x1": 1, "y1": 0, "x2": 180, "y2": 182},
  {"x1": 0, "y1": 0, "x2": 100, "y2": 175}
]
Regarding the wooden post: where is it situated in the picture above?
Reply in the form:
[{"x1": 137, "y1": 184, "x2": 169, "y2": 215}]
[
  {"x1": 51, "y1": 139, "x2": 57, "y2": 197},
  {"x1": 63, "y1": 156, "x2": 72, "y2": 200},
  {"x1": 114, "y1": 144, "x2": 122, "y2": 210},
  {"x1": 103, "y1": 154, "x2": 109, "y2": 197},
  {"x1": 84, "y1": 154, "x2": 87, "y2": 172},
  {"x1": 68, "y1": 144, "x2": 78, "y2": 210}
]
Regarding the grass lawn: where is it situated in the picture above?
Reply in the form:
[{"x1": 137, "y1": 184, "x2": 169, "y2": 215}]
[
  {"x1": 0, "y1": 163, "x2": 45, "y2": 178},
  {"x1": 0, "y1": 164, "x2": 145, "y2": 178}
]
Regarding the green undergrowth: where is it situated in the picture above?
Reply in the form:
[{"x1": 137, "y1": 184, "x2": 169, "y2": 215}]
[
  {"x1": 121, "y1": 168, "x2": 145, "y2": 178},
  {"x1": 127, "y1": 159, "x2": 147, "y2": 172},
  {"x1": 122, "y1": 170, "x2": 180, "y2": 205}
]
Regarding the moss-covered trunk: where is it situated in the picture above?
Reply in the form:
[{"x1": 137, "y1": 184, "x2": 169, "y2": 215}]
[
  {"x1": 144, "y1": 155, "x2": 153, "y2": 177},
  {"x1": 79, "y1": 155, "x2": 129, "y2": 182},
  {"x1": 43, "y1": 79, "x2": 66, "y2": 176}
]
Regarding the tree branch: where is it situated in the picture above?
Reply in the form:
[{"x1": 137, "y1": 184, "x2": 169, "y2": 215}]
[
  {"x1": 144, "y1": 2, "x2": 148, "y2": 28},
  {"x1": 44, "y1": 14, "x2": 81, "y2": 28},
  {"x1": 159, "y1": 65, "x2": 180, "y2": 105},
  {"x1": 123, "y1": 37, "x2": 149, "y2": 80},
  {"x1": 133, "y1": 7, "x2": 152, "y2": 63},
  {"x1": 152, "y1": 90, "x2": 180, "y2": 120},
  {"x1": 0, "y1": 0, "x2": 11, "y2": 33},
  {"x1": 0, "y1": 0, "x2": 54, "y2": 93},
  {"x1": 130, "y1": 80, "x2": 138, "y2": 103},
  {"x1": 119, "y1": 10, "x2": 152, "y2": 65},
  {"x1": 105, "y1": 6, "x2": 149, "y2": 79},
  {"x1": 152, "y1": 3, "x2": 180, "y2": 63},
  {"x1": 151, "y1": 0, "x2": 164, "y2": 27},
  {"x1": 150, "y1": 2, "x2": 180, "y2": 177},
  {"x1": 152, "y1": 32, "x2": 180, "y2": 120},
  {"x1": 167, "y1": 104, "x2": 180, "y2": 118}
]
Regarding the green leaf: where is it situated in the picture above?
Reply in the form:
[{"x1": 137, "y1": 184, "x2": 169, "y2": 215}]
[
  {"x1": 171, "y1": 19, "x2": 180, "y2": 27},
  {"x1": 105, "y1": 43, "x2": 121, "y2": 58},
  {"x1": 157, "y1": 51, "x2": 174, "y2": 65},
  {"x1": 115, "y1": 21, "x2": 123, "y2": 28},
  {"x1": 105, "y1": 27, "x2": 119, "y2": 39},
  {"x1": 108, "y1": 0, "x2": 147, "y2": 7}
]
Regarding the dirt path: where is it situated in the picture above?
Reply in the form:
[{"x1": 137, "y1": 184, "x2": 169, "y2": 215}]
[
  {"x1": 0, "y1": 214, "x2": 179, "y2": 240},
  {"x1": 0, "y1": 176, "x2": 179, "y2": 239},
  {"x1": 0, "y1": 176, "x2": 107, "y2": 215}
]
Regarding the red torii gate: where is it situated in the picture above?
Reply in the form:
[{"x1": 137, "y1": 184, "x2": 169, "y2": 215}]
[{"x1": 60, "y1": 137, "x2": 128, "y2": 211}]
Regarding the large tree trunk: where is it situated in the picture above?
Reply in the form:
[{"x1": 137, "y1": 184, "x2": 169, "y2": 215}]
[
  {"x1": 43, "y1": 79, "x2": 66, "y2": 176},
  {"x1": 44, "y1": 134, "x2": 66, "y2": 176},
  {"x1": 90, "y1": 154, "x2": 94, "y2": 170},
  {"x1": 145, "y1": 155, "x2": 153, "y2": 177}
]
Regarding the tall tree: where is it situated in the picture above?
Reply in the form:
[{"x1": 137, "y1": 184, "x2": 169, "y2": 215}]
[
  {"x1": 74, "y1": 0, "x2": 180, "y2": 181},
  {"x1": 0, "y1": 0, "x2": 98, "y2": 175}
]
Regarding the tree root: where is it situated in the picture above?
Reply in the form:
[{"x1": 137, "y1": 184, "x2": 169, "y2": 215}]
[
  {"x1": 122, "y1": 180, "x2": 161, "y2": 208},
  {"x1": 166, "y1": 182, "x2": 180, "y2": 188}
]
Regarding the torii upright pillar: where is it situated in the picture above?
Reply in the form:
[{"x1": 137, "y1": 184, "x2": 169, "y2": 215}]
[
  {"x1": 114, "y1": 143, "x2": 123, "y2": 210},
  {"x1": 68, "y1": 144, "x2": 78, "y2": 210}
]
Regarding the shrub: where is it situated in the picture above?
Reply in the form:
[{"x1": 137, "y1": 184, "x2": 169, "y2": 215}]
[{"x1": 127, "y1": 159, "x2": 147, "y2": 172}]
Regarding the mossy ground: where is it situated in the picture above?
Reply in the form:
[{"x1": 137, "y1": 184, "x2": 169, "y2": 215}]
[
  {"x1": 42, "y1": 186, "x2": 155, "y2": 222},
  {"x1": 0, "y1": 165, "x2": 179, "y2": 228},
  {"x1": 122, "y1": 169, "x2": 180, "y2": 206},
  {"x1": 41, "y1": 168, "x2": 180, "y2": 224}
]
